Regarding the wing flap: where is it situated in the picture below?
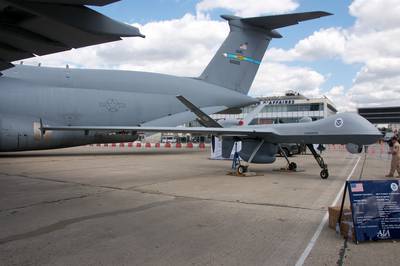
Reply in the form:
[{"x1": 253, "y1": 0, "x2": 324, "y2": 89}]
[
  {"x1": 0, "y1": 42, "x2": 33, "y2": 61},
  {"x1": 21, "y1": 1, "x2": 120, "y2": 6},
  {"x1": 0, "y1": 25, "x2": 68, "y2": 56}
]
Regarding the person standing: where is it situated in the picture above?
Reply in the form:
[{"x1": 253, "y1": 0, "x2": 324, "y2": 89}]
[{"x1": 386, "y1": 136, "x2": 400, "y2": 178}]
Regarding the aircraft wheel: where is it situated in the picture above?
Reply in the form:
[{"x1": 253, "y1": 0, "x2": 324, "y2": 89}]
[
  {"x1": 288, "y1": 162, "x2": 297, "y2": 171},
  {"x1": 320, "y1": 169, "x2": 329, "y2": 179},
  {"x1": 237, "y1": 165, "x2": 247, "y2": 175}
]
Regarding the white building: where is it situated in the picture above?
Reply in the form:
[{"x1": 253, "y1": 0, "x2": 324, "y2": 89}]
[{"x1": 212, "y1": 91, "x2": 337, "y2": 125}]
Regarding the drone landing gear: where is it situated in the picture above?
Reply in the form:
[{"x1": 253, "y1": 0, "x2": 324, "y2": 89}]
[
  {"x1": 278, "y1": 145, "x2": 297, "y2": 171},
  {"x1": 230, "y1": 140, "x2": 264, "y2": 176},
  {"x1": 306, "y1": 144, "x2": 329, "y2": 179},
  {"x1": 237, "y1": 164, "x2": 248, "y2": 175},
  {"x1": 231, "y1": 152, "x2": 254, "y2": 176}
]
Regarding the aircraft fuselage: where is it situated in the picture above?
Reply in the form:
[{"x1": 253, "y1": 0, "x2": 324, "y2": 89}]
[{"x1": 0, "y1": 65, "x2": 255, "y2": 151}]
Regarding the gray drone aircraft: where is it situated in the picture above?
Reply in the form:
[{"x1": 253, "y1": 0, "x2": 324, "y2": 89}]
[
  {"x1": 0, "y1": 0, "x2": 337, "y2": 153},
  {"x1": 43, "y1": 94, "x2": 382, "y2": 178}
]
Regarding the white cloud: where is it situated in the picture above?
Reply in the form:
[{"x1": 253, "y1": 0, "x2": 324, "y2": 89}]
[
  {"x1": 250, "y1": 62, "x2": 325, "y2": 97},
  {"x1": 262, "y1": 0, "x2": 400, "y2": 110},
  {"x1": 348, "y1": 58, "x2": 400, "y2": 108},
  {"x1": 324, "y1": 86, "x2": 356, "y2": 112},
  {"x1": 349, "y1": 0, "x2": 400, "y2": 31},
  {"x1": 345, "y1": 0, "x2": 400, "y2": 109},
  {"x1": 266, "y1": 28, "x2": 346, "y2": 62},
  {"x1": 25, "y1": 14, "x2": 227, "y2": 77},
  {"x1": 344, "y1": 28, "x2": 400, "y2": 64},
  {"x1": 196, "y1": 0, "x2": 299, "y2": 17}
]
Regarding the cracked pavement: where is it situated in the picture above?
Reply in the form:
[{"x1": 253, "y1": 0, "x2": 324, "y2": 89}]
[{"x1": 0, "y1": 146, "x2": 398, "y2": 265}]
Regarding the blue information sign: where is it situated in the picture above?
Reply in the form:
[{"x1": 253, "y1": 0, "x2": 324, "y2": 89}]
[{"x1": 348, "y1": 180, "x2": 400, "y2": 242}]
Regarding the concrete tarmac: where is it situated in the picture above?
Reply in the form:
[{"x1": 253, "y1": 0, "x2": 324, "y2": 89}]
[{"x1": 0, "y1": 145, "x2": 398, "y2": 266}]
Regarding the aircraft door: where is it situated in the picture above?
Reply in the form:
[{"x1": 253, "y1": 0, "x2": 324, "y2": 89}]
[
  {"x1": 17, "y1": 133, "x2": 29, "y2": 149},
  {"x1": 0, "y1": 115, "x2": 34, "y2": 152}
]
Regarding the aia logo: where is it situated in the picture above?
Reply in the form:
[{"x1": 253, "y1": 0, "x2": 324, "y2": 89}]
[{"x1": 377, "y1": 230, "x2": 391, "y2": 239}]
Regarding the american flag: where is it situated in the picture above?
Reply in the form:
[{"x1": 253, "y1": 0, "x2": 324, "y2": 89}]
[{"x1": 350, "y1": 182, "x2": 364, "y2": 192}]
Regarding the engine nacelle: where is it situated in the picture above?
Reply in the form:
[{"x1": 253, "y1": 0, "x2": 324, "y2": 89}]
[
  {"x1": 239, "y1": 139, "x2": 277, "y2": 164},
  {"x1": 346, "y1": 143, "x2": 363, "y2": 154},
  {"x1": 217, "y1": 118, "x2": 241, "y2": 128},
  {"x1": 0, "y1": 114, "x2": 139, "y2": 152}
]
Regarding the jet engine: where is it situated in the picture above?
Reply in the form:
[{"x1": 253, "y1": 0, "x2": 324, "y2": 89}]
[
  {"x1": 239, "y1": 139, "x2": 277, "y2": 164},
  {"x1": 346, "y1": 143, "x2": 363, "y2": 154}
]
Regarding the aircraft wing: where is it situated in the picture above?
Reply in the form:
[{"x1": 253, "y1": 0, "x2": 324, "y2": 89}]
[
  {"x1": 42, "y1": 113, "x2": 382, "y2": 145},
  {"x1": 0, "y1": 0, "x2": 144, "y2": 71}
]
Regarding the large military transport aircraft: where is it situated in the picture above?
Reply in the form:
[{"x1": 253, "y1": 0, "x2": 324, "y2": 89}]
[{"x1": 0, "y1": 0, "x2": 335, "y2": 152}]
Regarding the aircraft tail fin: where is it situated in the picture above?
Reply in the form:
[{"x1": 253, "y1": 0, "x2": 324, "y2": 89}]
[{"x1": 199, "y1": 11, "x2": 332, "y2": 95}]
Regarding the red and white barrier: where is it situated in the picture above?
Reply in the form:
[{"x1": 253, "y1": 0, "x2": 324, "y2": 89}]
[{"x1": 88, "y1": 141, "x2": 208, "y2": 150}]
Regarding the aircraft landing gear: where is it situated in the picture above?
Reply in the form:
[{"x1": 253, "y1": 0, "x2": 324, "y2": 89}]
[
  {"x1": 288, "y1": 162, "x2": 297, "y2": 171},
  {"x1": 306, "y1": 144, "x2": 329, "y2": 179},
  {"x1": 320, "y1": 169, "x2": 329, "y2": 179},
  {"x1": 237, "y1": 165, "x2": 249, "y2": 175},
  {"x1": 231, "y1": 151, "x2": 251, "y2": 176},
  {"x1": 278, "y1": 145, "x2": 297, "y2": 171}
]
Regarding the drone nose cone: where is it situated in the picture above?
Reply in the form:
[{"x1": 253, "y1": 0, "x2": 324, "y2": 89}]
[{"x1": 341, "y1": 113, "x2": 383, "y2": 142}]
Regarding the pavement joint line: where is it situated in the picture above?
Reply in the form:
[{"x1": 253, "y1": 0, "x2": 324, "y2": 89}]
[
  {"x1": 1, "y1": 172, "x2": 327, "y2": 212},
  {"x1": 124, "y1": 174, "x2": 222, "y2": 190},
  {"x1": 131, "y1": 188, "x2": 324, "y2": 212},
  {"x1": 294, "y1": 156, "x2": 361, "y2": 266},
  {"x1": 0, "y1": 199, "x2": 176, "y2": 246},
  {"x1": 337, "y1": 238, "x2": 348, "y2": 266},
  {"x1": 0, "y1": 162, "x2": 145, "y2": 175},
  {"x1": 0, "y1": 193, "x2": 103, "y2": 213},
  {"x1": 0, "y1": 172, "x2": 125, "y2": 191}
]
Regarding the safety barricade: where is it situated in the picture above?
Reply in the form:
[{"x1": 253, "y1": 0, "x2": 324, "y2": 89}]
[{"x1": 89, "y1": 142, "x2": 208, "y2": 150}]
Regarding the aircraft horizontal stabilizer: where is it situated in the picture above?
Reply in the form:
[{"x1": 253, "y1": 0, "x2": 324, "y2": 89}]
[{"x1": 240, "y1": 11, "x2": 332, "y2": 30}]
